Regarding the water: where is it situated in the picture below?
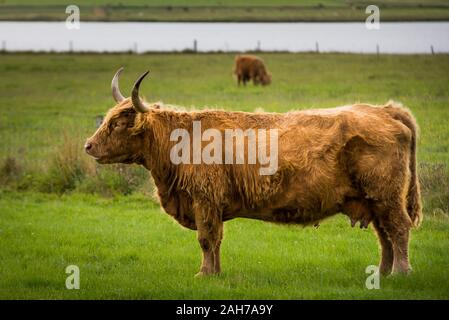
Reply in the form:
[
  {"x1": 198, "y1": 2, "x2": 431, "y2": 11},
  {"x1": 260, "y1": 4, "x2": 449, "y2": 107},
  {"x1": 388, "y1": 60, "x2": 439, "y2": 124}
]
[{"x1": 1, "y1": 21, "x2": 448, "y2": 54}]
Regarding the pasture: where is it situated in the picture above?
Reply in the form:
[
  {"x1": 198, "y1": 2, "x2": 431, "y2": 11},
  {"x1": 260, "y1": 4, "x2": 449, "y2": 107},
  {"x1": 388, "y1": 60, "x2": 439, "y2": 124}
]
[
  {"x1": 0, "y1": 52, "x2": 448, "y2": 299},
  {"x1": 1, "y1": 191, "x2": 449, "y2": 299}
]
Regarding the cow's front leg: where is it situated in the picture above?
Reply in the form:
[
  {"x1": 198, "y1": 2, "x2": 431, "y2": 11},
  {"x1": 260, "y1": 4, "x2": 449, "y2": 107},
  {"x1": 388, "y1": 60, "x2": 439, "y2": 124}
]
[
  {"x1": 213, "y1": 223, "x2": 223, "y2": 274},
  {"x1": 194, "y1": 205, "x2": 223, "y2": 277}
]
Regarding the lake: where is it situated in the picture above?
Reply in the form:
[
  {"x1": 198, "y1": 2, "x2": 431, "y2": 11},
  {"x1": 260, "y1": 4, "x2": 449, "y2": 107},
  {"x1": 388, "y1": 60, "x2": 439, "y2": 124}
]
[{"x1": 1, "y1": 21, "x2": 448, "y2": 54}]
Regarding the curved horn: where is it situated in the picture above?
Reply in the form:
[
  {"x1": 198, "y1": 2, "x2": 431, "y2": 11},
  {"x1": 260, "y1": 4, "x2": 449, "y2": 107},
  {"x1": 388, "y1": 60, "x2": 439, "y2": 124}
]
[
  {"x1": 111, "y1": 67, "x2": 125, "y2": 103},
  {"x1": 131, "y1": 70, "x2": 151, "y2": 113}
]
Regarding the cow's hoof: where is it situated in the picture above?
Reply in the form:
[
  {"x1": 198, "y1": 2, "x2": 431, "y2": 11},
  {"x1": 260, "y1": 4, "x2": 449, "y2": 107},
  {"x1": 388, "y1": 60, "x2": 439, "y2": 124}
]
[
  {"x1": 195, "y1": 271, "x2": 220, "y2": 278},
  {"x1": 392, "y1": 265, "x2": 412, "y2": 276},
  {"x1": 194, "y1": 271, "x2": 213, "y2": 278},
  {"x1": 392, "y1": 269, "x2": 412, "y2": 276}
]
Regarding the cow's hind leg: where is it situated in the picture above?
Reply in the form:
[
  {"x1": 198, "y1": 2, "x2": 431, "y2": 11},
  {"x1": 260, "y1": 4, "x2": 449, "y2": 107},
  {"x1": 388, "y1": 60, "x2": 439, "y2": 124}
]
[
  {"x1": 375, "y1": 203, "x2": 412, "y2": 274},
  {"x1": 372, "y1": 218, "x2": 394, "y2": 275},
  {"x1": 343, "y1": 200, "x2": 393, "y2": 275},
  {"x1": 194, "y1": 204, "x2": 223, "y2": 277},
  {"x1": 366, "y1": 180, "x2": 412, "y2": 274},
  {"x1": 342, "y1": 133, "x2": 413, "y2": 275},
  {"x1": 370, "y1": 150, "x2": 412, "y2": 274}
]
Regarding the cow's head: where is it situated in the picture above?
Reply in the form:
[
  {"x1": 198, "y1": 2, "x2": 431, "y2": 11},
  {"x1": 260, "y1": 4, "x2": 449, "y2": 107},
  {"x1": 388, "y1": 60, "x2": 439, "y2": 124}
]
[
  {"x1": 261, "y1": 73, "x2": 272, "y2": 86},
  {"x1": 84, "y1": 68, "x2": 157, "y2": 164}
]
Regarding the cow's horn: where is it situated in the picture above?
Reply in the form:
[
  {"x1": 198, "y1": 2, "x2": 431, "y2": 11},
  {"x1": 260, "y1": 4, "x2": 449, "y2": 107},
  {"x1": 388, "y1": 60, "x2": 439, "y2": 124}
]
[
  {"x1": 111, "y1": 67, "x2": 125, "y2": 103},
  {"x1": 131, "y1": 70, "x2": 151, "y2": 113}
]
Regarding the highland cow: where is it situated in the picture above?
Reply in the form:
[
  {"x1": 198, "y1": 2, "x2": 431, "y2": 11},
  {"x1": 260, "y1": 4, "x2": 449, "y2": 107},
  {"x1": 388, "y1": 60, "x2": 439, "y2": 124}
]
[
  {"x1": 85, "y1": 68, "x2": 422, "y2": 277},
  {"x1": 234, "y1": 54, "x2": 272, "y2": 86}
]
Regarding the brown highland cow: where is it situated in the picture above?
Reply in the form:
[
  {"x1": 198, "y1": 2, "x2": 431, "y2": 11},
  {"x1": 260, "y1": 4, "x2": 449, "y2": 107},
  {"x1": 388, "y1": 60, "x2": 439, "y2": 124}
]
[
  {"x1": 85, "y1": 68, "x2": 422, "y2": 277},
  {"x1": 234, "y1": 54, "x2": 272, "y2": 86}
]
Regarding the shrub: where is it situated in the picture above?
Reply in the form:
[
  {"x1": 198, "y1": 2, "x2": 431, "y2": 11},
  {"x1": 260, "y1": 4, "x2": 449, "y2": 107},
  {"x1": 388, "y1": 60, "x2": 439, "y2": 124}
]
[
  {"x1": 76, "y1": 164, "x2": 151, "y2": 197},
  {"x1": 39, "y1": 134, "x2": 94, "y2": 194},
  {"x1": 0, "y1": 156, "x2": 23, "y2": 185},
  {"x1": 32, "y1": 132, "x2": 152, "y2": 196}
]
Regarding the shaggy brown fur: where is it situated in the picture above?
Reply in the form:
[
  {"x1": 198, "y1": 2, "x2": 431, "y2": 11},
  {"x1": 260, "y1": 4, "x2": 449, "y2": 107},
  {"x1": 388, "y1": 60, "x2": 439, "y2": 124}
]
[
  {"x1": 86, "y1": 97, "x2": 422, "y2": 277},
  {"x1": 234, "y1": 54, "x2": 272, "y2": 86}
]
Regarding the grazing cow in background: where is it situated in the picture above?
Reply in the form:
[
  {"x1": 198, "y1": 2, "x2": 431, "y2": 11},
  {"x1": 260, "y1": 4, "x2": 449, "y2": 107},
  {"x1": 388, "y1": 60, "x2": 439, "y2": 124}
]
[
  {"x1": 234, "y1": 54, "x2": 272, "y2": 86},
  {"x1": 85, "y1": 68, "x2": 422, "y2": 277}
]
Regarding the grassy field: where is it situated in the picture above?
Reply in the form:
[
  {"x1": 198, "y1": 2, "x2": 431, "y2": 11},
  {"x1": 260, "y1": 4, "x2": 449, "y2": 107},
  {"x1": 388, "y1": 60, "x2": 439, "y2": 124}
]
[
  {"x1": 1, "y1": 1, "x2": 449, "y2": 21},
  {"x1": 0, "y1": 191, "x2": 448, "y2": 299},
  {"x1": 0, "y1": 52, "x2": 448, "y2": 299}
]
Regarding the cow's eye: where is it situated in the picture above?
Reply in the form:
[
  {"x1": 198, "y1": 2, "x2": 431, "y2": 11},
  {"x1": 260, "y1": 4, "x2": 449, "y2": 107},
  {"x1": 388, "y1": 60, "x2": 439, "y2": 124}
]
[
  {"x1": 108, "y1": 121, "x2": 118, "y2": 132},
  {"x1": 112, "y1": 120, "x2": 129, "y2": 131}
]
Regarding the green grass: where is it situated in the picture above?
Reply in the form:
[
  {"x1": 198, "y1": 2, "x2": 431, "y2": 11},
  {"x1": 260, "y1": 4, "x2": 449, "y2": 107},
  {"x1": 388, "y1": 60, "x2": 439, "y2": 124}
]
[
  {"x1": 0, "y1": 52, "x2": 448, "y2": 299},
  {"x1": 0, "y1": 190, "x2": 448, "y2": 299},
  {"x1": 1, "y1": 1, "x2": 449, "y2": 21}
]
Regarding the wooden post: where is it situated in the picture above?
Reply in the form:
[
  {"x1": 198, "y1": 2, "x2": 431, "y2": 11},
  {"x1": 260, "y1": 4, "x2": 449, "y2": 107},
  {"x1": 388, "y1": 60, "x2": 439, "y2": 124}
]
[
  {"x1": 193, "y1": 39, "x2": 197, "y2": 52},
  {"x1": 376, "y1": 44, "x2": 379, "y2": 57},
  {"x1": 256, "y1": 40, "x2": 261, "y2": 51},
  {"x1": 2, "y1": 40, "x2": 6, "y2": 52},
  {"x1": 431, "y1": 45, "x2": 435, "y2": 55},
  {"x1": 315, "y1": 41, "x2": 319, "y2": 53},
  {"x1": 133, "y1": 42, "x2": 138, "y2": 54}
]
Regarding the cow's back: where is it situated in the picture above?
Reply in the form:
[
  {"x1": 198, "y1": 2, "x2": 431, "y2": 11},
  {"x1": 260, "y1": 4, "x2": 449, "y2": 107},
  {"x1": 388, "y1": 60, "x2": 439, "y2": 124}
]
[
  {"x1": 222, "y1": 104, "x2": 412, "y2": 220},
  {"x1": 234, "y1": 55, "x2": 263, "y2": 74}
]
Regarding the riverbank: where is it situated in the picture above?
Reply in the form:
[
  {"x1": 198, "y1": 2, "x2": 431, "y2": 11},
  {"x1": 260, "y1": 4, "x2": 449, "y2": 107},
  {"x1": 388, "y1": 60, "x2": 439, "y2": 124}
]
[{"x1": 1, "y1": 3, "x2": 449, "y2": 22}]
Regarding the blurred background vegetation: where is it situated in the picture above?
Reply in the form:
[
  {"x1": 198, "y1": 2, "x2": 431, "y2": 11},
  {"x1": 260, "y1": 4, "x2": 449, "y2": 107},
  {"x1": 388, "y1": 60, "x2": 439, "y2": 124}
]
[{"x1": 1, "y1": 0, "x2": 449, "y2": 21}]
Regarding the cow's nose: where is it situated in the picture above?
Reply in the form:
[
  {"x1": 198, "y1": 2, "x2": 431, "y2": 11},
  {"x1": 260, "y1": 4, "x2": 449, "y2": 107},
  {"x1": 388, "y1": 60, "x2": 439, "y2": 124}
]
[{"x1": 84, "y1": 142, "x2": 92, "y2": 151}]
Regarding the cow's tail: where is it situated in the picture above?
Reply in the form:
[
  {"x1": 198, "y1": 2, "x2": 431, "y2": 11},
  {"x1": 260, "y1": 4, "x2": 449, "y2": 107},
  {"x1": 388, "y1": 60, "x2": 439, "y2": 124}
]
[{"x1": 384, "y1": 101, "x2": 423, "y2": 227}]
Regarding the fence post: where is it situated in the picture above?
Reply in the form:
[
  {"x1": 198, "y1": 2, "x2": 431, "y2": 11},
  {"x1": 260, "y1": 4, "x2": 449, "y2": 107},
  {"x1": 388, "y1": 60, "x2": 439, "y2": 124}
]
[
  {"x1": 69, "y1": 41, "x2": 73, "y2": 53},
  {"x1": 315, "y1": 41, "x2": 319, "y2": 53},
  {"x1": 256, "y1": 40, "x2": 261, "y2": 51},
  {"x1": 133, "y1": 42, "x2": 138, "y2": 54},
  {"x1": 2, "y1": 40, "x2": 6, "y2": 52},
  {"x1": 431, "y1": 45, "x2": 435, "y2": 55},
  {"x1": 193, "y1": 39, "x2": 197, "y2": 52},
  {"x1": 376, "y1": 44, "x2": 379, "y2": 57}
]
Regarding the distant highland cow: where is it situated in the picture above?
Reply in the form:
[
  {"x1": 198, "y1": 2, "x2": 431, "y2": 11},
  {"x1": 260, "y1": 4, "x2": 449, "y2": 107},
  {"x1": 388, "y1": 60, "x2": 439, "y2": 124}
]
[{"x1": 234, "y1": 54, "x2": 272, "y2": 86}]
